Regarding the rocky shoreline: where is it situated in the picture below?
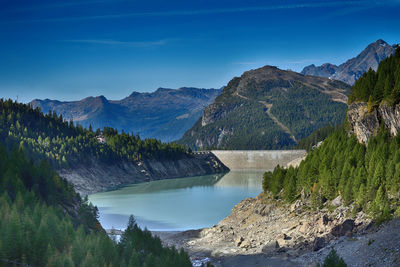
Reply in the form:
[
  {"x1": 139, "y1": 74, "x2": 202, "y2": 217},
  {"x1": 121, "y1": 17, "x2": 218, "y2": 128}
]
[
  {"x1": 152, "y1": 193, "x2": 400, "y2": 266},
  {"x1": 58, "y1": 152, "x2": 228, "y2": 196}
]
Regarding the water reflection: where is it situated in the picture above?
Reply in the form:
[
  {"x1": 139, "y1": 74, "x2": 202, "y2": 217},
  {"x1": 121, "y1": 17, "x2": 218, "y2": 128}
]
[
  {"x1": 215, "y1": 170, "x2": 267, "y2": 189},
  {"x1": 89, "y1": 171, "x2": 266, "y2": 231}
]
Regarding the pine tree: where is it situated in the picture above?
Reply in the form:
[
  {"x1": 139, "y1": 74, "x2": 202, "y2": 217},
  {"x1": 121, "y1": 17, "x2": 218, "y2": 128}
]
[{"x1": 322, "y1": 249, "x2": 347, "y2": 267}]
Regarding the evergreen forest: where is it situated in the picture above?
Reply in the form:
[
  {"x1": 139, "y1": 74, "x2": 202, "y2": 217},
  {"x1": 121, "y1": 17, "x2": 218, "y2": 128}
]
[
  {"x1": 348, "y1": 47, "x2": 400, "y2": 105},
  {"x1": 0, "y1": 145, "x2": 193, "y2": 266},
  {"x1": 0, "y1": 99, "x2": 187, "y2": 168},
  {"x1": 264, "y1": 48, "x2": 400, "y2": 222}
]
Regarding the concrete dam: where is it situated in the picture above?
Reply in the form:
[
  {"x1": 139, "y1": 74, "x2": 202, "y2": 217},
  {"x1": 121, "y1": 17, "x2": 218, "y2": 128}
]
[{"x1": 210, "y1": 150, "x2": 307, "y2": 171}]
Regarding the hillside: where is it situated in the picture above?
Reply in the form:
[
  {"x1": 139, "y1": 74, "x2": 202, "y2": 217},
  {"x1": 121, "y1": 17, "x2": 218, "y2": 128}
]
[
  {"x1": 30, "y1": 87, "x2": 221, "y2": 142},
  {"x1": 168, "y1": 46, "x2": 400, "y2": 267},
  {"x1": 301, "y1": 39, "x2": 397, "y2": 85},
  {"x1": 262, "y1": 48, "x2": 400, "y2": 220},
  {"x1": 0, "y1": 144, "x2": 193, "y2": 266},
  {"x1": 0, "y1": 100, "x2": 228, "y2": 195},
  {"x1": 259, "y1": 46, "x2": 400, "y2": 257},
  {"x1": 178, "y1": 66, "x2": 350, "y2": 150}
]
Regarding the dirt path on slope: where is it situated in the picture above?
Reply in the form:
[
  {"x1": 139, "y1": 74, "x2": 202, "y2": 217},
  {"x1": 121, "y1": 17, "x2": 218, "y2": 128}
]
[
  {"x1": 259, "y1": 101, "x2": 297, "y2": 143},
  {"x1": 233, "y1": 92, "x2": 297, "y2": 143}
]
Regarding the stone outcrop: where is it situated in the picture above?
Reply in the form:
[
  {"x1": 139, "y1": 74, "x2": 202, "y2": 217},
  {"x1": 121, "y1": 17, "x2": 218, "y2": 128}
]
[
  {"x1": 58, "y1": 152, "x2": 228, "y2": 196},
  {"x1": 201, "y1": 102, "x2": 238, "y2": 127},
  {"x1": 347, "y1": 102, "x2": 400, "y2": 144},
  {"x1": 182, "y1": 193, "x2": 370, "y2": 258}
]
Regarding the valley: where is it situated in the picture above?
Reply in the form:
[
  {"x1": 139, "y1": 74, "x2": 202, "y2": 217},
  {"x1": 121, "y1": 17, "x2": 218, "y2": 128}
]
[
  {"x1": 31, "y1": 87, "x2": 221, "y2": 142},
  {"x1": 88, "y1": 150, "x2": 306, "y2": 231},
  {"x1": 3, "y1": 0, "x2": 400, "y2": 266}
]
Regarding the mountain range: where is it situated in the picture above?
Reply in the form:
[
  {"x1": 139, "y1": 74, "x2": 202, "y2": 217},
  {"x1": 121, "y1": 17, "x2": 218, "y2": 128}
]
[
  {"x1": 31, "y1": 39, "x2": 396, "y2": 147},
  {"x1": 30, "y1": 87, "x2": 220, "y2": 142},
  {"x1": 178, "y1": 66, "x2": 351, "y2": 150},
  {"x1": 301, "y1": 39, "x2": 397, "y2": 85}
]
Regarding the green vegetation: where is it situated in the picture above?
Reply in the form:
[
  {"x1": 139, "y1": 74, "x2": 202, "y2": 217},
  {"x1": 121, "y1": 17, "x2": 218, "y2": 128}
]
[
  {"x1": 179, "y1": 67, "x2": 350, "y2": 150},
  {"x1": 179, "y1": 98, "x2": 295, "y2": 150},
  {"x1": 320, "y1": 249, "x2": 347, "y2": 267},
  {"x1": 348, "y1": 47, "x2": 400, "y2": 105},
  {"x1": 269, "y1": 83, "x2": 347, "y2": 140},
  {"x1": 263, "y1": 126, "x2": 400, "y2": 221},
  {"x1": 0, "y1": 99, "x2": 187, "y2": 168},
  {"x1": 0, "y1": 145, "x2": 193, "y2": 267},
  {"x1": 296, "y1": 124, "x2": 341, "y2": 151},
  {"x1": 264, "y1": 51, "x2": 400, "y2": 222}
]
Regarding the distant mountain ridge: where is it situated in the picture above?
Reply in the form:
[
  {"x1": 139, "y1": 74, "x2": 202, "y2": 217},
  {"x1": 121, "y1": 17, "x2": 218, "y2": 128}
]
[
  {"x1": 301, "y1": 39, "x2": 397, "y2": 85},
  {"x1": 178, "y1": 65, "x2": 351, "y2": 150},
  {"x1": 30, "y1": 87, "x2": 221, "y2": 142}
]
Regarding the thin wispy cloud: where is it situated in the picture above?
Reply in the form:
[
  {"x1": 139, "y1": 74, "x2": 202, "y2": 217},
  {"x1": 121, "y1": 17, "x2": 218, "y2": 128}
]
[
  {"x1": 2, "y1": 0, "x2": 118, "y2": 13},
  {"x1": 65, "y1": 39, "x2": 168, "y2": 47},
  {"x1": 2, "y1": 0, "x2": 394, "y2": 24}
]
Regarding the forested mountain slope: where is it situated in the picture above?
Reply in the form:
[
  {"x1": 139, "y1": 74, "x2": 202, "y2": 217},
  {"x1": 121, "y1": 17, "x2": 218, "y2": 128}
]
[
  {"x1": 0, "y1": 144, "x2": 193, "y2": 266},
  {"x1": 178, "y1": 66, "x2": 350, "y2": 150},
  {"x1": 0, "y1": 100, "x2": 228, "y2": 194},
  {"x1": 263, "y1": 47, "x2": 400, "y2": 223},
  {"x1": 30, "y1": 87, "x2": 221, "y2": 142}
]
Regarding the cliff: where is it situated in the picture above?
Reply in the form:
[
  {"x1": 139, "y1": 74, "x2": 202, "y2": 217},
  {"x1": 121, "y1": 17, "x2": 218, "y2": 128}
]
[
  {"x1": 58, "y1": 153, "x2": 228, "y2": 196},
  {"x1": 347, "y1": 102, "x2": 400, "y2": 144}
]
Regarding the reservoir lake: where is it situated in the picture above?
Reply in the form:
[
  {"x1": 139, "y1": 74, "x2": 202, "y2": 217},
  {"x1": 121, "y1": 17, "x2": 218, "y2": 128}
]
[{"x1": 88, "y1": 170, "x2": 267, "y2": 231}]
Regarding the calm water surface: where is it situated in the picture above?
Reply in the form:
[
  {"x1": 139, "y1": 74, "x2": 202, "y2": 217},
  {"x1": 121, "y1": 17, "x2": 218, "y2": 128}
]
[{"x1": 88, "y1": 170, "x2": 266, "y2": 231}]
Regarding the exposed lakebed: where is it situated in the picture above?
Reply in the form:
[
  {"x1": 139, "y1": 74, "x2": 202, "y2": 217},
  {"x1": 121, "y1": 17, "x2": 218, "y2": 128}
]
[{"x1": 89, "y1": 170, "x2": 266, "y2": 231}]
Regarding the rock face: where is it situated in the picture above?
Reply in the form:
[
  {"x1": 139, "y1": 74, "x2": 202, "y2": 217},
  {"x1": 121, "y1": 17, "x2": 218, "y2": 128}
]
[
  {"x1": 30, "y1": 87, "x2": 221, "y2": 142},
  {"x1": 182, "y1": 193, "x2": 369, "y2": 258},
  {"x1": 301, "y1": 63, "x2": 338, "y2": 78},
  {"x1": 347, "y1": 102, "x2": 400, "y2": 144},
  {"x1": 179, "y1": 65, "x2": 350, "y2": 150},
  {"x1": 58, "y1": 153, "x2": 228, "y2": 196},
  {"x1": 302, "y1": 39, "x2": 396, "y2": 85},
  {"x1": 331, "y1": 219, "x2": 355, "y2": 237}
]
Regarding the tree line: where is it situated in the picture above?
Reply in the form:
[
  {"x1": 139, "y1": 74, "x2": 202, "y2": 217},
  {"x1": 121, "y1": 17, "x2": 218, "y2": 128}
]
[
  {"x1": 264, "y1": 117, "x2": 400, "y2": 222},
  {"x1": 0, "y1": 145, "x2": 194, "y2": 267},
  {"x1": 0, "y1": 99, "x2": 188, "y2": 169},
  {"x1": 264, "y1": 48, "x2": 400, "y2": 222},
  {"x1": 348, "y1": 46, "x2": 400, "y2": 106}
]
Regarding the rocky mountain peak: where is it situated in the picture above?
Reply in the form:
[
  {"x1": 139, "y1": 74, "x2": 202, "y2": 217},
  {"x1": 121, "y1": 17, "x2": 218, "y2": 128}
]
[{"x1": 301, "y1": 39, "x2": 396, "y2": 85}]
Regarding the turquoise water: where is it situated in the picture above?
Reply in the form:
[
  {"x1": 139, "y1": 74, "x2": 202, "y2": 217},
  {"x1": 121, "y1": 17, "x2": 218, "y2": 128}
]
[{"x1": 88, "y1": 170, "x2": 265, "y2": 231}]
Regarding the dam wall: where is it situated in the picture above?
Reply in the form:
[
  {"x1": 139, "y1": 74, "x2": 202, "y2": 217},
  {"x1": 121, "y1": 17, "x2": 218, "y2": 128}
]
[{"x1": 210, "y1": 150, "x2": 307, "y2": 171}]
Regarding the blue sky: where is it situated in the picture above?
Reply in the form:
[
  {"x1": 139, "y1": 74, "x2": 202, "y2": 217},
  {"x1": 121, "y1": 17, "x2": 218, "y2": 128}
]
[{"x1": 0, "y1": 0, "x2": 399, "y2": 103}]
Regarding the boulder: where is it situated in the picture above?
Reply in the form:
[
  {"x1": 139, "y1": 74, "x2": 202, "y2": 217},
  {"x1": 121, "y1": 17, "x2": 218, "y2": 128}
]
[
  {"x1": 277, "y1": 238, "x2": 288, "y2": 247},
  {"x1": 239, "y1": 239, "x2": 250, "y2": 248},
  {"x1": 317, "y1": 215, "x2": 331, "y2": 232},
  {"x1": 299, "y1": 222, "x2": 311, "y2": 234},
  {"x1": 331, "y1": 195, "x2": 343, "y2": 207},
  {"x1": 331, "y1": 219, "x2": 355, "y2": 237},
  {"x1": 290, "y1": 200, "x2": 302, "y2": 212},
  {"x1": 235, "y1": 236, "x2": 244, "y2": 246},
  {"x1": 312, "y1": 237, "x2": 325, "y2": 251},
  {"x1": 262, "y1": 241, "x2": 279, "y2": 255}
]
